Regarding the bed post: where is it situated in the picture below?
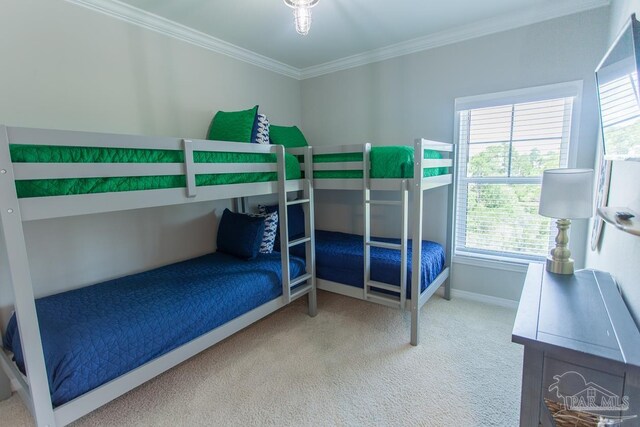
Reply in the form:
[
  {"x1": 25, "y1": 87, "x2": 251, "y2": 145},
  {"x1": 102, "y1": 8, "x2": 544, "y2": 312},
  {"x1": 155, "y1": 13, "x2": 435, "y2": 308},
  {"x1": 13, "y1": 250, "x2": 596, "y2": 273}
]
[
  {"x1": 362, "y1": 143, "x2": 372, "y2": 302},
  {"x1": 410, "y1": 138, "x2": 424, "y2": 346},
  {"x1": 304, "y1": 147, "x2": 317, "y2": 317},
  {"x1": 0, "y1": 369, "x2": 9, "y2": 401},
  {"x1": 444, "y1": 144, "x2": 457, "y2": 301},
  {"x1": 276, "y1": 145, "x2": 291, "y2": 303},
  {"x1": 0, "y1": 126, "x2": 56, "y2": 426}
]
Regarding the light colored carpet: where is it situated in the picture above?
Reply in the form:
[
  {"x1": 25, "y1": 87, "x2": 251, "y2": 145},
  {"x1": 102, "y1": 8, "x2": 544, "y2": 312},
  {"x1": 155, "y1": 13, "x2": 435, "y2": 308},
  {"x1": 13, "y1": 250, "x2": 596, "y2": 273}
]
[{"x1": 0, "y1": 291, "x2": 522, "y2": 426}]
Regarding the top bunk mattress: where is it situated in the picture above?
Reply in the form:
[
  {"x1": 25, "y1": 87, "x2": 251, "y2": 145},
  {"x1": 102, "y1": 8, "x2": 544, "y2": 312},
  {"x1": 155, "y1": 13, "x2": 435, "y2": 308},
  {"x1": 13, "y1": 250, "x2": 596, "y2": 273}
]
[
  {"x1": 289, "y1": 230, "x2": 445, "y2": 298},
  {"x1": 313, "y1": 146, "x2": 448, "y2": 179},
  {"x1": 10, "y1": 145, "x2": 302, "y2": 198},
  {"x1": 2, "y1": 251, "x2": 305, "y2": 407}
]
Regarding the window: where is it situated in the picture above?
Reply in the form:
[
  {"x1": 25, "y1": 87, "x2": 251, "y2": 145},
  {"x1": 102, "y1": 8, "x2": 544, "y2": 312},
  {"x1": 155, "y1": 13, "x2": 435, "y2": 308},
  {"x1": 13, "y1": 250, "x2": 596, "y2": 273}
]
[
  {"x1": 454, "y1": 82, "x2": 581, "y2": 263},
  {"x1": 598, "y1": 71, "x2": 640, "y2": 157}
]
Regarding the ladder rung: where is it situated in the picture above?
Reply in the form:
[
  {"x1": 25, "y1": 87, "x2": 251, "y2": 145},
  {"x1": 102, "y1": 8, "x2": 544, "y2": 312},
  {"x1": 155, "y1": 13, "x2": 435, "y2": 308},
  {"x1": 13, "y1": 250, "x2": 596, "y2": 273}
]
[
  {"x1": 288, "y1": 236, "x2": 311, "y2": 248},
  {"x1": 367, "y1": 280, "x2": 402, "y2": 293},
  {"x1": 365, "y1": 200, "x2": 402, "y2": 206},
  {"x1": 366, "y1": 241, "x2": 402, "y2": 250},
  {"x1": 290, "y1": 273, "x2": 312, "y2": 288},
  {"x1": 291, "y1": 283, "x2": 313, "y2": 300},
  {"x1": 366, "y1": 292, "x2": 402, "y2": 309},
  {"x1": 287, "y1": 198, "x2": 310, "y2": 206}
]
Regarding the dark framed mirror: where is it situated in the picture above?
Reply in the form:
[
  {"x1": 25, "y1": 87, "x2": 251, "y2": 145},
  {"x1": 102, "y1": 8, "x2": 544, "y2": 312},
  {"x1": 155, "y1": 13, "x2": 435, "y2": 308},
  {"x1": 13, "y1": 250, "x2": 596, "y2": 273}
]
[{"x1": 595, "y1": 13, "x2": 640, "y2": 161}]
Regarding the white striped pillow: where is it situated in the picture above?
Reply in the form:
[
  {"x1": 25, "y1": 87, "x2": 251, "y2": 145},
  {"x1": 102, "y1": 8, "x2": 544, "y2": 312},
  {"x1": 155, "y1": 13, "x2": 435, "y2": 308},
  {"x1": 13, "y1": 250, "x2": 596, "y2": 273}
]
[
  {"x1": 249, "y1": 210, "x2": 278, "y2": 253},
  {"x1": 255, "y1": 114, "x2": 270, "y2": 145}
]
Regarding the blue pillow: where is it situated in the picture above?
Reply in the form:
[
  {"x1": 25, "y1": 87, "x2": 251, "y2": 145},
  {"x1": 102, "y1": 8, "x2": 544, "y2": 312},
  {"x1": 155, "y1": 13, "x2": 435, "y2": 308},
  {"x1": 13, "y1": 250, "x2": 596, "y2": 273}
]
[
  {"x1": 259, "y1": 203, "x2": 306, "y2": 248},
  {"x1": 216, "y1": 209, "x2": 266, "y2": 259}
]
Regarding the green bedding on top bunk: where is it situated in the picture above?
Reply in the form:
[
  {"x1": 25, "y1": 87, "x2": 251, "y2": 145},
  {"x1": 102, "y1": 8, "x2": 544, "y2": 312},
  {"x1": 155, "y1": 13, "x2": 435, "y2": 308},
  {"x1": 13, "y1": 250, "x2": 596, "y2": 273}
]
[
  {"x1": 10, "y1": 145, "x2": 302, "y2": 198},
  {"x1": 313, "y1": 146, "x2": 448, "y2": 179}
]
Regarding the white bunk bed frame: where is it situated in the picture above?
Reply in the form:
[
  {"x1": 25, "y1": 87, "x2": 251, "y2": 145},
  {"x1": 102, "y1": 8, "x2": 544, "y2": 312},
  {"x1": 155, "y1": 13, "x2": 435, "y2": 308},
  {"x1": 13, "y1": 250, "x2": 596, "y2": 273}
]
[
  {"x1": 0, "y1": 125, "x2": 316, "y2": 427},
  {"x1": 308, "y1": 138, "x2": 455, "y2": 346}
]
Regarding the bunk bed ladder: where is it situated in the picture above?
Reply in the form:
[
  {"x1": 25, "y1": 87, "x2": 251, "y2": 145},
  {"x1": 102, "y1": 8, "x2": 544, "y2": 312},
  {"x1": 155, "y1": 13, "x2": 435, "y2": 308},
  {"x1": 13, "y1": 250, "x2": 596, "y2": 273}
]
[
  {"x1": 363, "y1": 143, "x2": 409, "y2": 310},
  {"x1": 277, "y1": 146, "x2": 317, "y2": 316}
]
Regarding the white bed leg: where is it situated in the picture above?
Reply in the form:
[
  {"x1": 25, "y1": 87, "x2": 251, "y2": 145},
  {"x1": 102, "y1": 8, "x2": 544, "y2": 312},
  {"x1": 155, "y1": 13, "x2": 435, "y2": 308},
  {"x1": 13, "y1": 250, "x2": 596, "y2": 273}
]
[
  {"x1": 410, "y1": 139, "x2": 425, "y2": 347},
  {"x1": 0, "y1": 369, "x2": 10, "y2": 401},
  {"x1": 444, "y1": 278, "x2": 452, "y2": 301},
  {"x1": 308, "y1": 291, "x2": 317, "y2": 317},
  {"x1": 444, "y1": 143, "x2": 456, "y2": 303},
  {"x1": 411, "y1": 307, "x2": 419, "y2": 346},
  {"x1": 304, "y1": 171, "x2": 317, "y2": 318},
  {"x1": 0, "y1": 126, "x2": 56, "y2": 426}
]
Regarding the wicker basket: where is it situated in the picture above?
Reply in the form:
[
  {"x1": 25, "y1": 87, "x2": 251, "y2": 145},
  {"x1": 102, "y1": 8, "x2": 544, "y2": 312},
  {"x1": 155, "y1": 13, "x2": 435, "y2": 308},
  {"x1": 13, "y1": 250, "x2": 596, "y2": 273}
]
[{"x1": 544, "y1": 399, "x2": 602, "y2": 427}]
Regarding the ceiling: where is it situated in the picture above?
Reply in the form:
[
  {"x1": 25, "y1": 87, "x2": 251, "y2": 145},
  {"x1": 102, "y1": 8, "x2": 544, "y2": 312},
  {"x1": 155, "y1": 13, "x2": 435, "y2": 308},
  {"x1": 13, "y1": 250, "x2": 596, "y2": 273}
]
[{"x1": 83, "y1": 0, "x2": 610, "y2": 75}]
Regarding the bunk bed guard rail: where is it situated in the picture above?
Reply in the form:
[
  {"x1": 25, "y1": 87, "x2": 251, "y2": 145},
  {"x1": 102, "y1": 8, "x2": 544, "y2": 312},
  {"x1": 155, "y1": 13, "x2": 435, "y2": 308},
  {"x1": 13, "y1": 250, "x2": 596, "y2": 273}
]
[{"x1": 2, "y1": 126, "x2": 308, "y2": 221}]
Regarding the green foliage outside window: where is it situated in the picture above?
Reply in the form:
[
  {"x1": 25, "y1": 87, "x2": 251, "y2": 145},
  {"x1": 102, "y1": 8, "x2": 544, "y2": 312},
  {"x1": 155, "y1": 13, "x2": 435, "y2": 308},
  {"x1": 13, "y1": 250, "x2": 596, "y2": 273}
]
[{"x1": 464, "y1": 143, "x2": 561, "y2": 256}]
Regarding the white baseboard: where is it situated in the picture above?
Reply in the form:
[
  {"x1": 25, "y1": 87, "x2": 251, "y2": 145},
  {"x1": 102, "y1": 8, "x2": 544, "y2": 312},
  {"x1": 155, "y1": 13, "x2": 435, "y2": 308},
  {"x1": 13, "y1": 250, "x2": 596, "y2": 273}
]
[{"x1": 437, "y1": 288, "x2": 518, "y2": 309}]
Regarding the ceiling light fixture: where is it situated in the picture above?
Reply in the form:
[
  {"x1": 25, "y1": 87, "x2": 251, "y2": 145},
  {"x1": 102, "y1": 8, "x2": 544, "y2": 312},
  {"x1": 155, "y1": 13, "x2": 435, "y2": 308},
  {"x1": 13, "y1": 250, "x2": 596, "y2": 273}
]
[{"x1": 283, "y1": 0, "x2": 319, "y2": 36}]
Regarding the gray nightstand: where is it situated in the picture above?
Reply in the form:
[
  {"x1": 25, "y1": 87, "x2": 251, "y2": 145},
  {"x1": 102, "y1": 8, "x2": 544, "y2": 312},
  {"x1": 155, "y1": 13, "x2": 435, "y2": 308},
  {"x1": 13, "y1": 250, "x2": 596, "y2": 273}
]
[{"x1": 512, "y1": 263, "x2": 640, "y2": 426}]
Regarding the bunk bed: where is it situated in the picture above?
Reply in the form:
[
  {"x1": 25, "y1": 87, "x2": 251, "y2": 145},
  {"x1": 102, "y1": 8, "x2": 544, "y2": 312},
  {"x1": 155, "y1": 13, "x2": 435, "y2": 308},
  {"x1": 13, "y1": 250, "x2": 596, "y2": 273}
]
[
  {"x1": 290, "y1": 139, "x2": 454, "y2": 346},
  {"x1": 0, "y1": 125, "x2": 316, "y2": 427}
]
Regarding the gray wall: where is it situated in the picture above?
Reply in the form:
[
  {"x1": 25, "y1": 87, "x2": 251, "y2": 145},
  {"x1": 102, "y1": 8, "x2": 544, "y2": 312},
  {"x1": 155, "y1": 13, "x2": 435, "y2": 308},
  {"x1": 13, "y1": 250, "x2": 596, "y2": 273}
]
[
  {"x1": 301, "y1": 8, "x2": 610, "y2": 302},
  {"x1": 0, "y1": 0, "x2": 622, "y2": 316},
  {"x1": 585, "y1": 0, "x2": 640, "y2": 326},
  {"x1": 0, "y1": 0, "x2": 302, "y2": 316}
]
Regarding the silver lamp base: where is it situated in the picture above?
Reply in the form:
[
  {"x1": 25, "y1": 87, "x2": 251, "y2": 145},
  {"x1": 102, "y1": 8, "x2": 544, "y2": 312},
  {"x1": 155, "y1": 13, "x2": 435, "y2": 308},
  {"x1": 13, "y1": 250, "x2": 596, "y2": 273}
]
[{"x1": 546, "y1": 256, "x2": 574, "y2": 275}]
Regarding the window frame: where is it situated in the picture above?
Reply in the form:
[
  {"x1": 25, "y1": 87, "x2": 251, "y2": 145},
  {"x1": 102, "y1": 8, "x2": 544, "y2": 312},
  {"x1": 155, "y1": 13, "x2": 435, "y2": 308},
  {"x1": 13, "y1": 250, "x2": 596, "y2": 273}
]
[{"x1": 452, "y1": 81, "x2": 583, "y2": 267}]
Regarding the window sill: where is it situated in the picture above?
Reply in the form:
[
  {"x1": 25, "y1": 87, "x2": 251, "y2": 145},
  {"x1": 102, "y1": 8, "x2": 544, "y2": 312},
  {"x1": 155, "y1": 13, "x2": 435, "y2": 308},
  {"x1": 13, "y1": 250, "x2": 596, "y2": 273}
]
[{"x1": 453, "y1": 252, "x2": 541, "y2": 273}]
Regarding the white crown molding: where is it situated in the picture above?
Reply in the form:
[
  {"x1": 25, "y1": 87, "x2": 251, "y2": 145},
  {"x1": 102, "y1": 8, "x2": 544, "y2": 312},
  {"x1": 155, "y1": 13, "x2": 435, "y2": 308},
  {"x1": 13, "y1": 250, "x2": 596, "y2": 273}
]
[
  {"x1": 66, "y1": 0, "x2": 609, "y2": 81},
  {"x1": 64, "y1": 0, "x2": 302, "y2": 80},
  {"x1": 299, "y1": 0, "x2": 611, "y2": 79}
]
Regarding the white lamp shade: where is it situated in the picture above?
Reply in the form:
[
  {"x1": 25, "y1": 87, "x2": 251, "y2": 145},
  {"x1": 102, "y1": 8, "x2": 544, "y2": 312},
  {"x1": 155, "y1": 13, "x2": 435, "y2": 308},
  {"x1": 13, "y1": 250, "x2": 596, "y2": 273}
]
[{"x1": 538, "y1": 168, "x2": 594, "y2": 219}]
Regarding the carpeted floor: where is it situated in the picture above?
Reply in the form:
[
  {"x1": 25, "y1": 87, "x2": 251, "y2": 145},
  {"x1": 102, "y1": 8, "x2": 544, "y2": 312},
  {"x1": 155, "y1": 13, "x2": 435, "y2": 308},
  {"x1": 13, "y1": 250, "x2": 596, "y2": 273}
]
[{"x1": 0, "y1": 291, "x2": 522, "y2": 426}]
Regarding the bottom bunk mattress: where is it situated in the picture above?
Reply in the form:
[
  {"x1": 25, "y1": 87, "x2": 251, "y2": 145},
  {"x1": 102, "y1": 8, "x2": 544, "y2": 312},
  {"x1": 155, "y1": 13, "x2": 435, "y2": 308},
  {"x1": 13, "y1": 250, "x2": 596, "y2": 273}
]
[
  {"x1": 289, "y1": 230, "x2": 445, "y2": 298},
  {"x1": 3, "y1": 252, "x2": 305, "y2": 407}
]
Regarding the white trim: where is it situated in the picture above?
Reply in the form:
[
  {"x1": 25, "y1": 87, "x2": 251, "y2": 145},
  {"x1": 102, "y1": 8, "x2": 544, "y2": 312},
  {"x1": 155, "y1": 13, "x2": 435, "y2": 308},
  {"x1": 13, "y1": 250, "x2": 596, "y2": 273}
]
[
  {"x1": 65, "y1": 0, "x2": 609, "y2": 81},
  {"x1": 299, "y1": 1, "x2": 610, "y2": 79},
  {"x1": 452, "y1": 81, "x2": 583, "y2": 267},
  {"x1": 453, "y1": 254, "x2": 530, "y2": 273},
  {"x1": 454, "y1": 80, "x2": 584, "y2": 111},
  {"x1": 437, "y1": 288, "x2": 519, "y2": 309},
  {"x1": 64, "y1": 0, "x2": 301, "y2": 79}
]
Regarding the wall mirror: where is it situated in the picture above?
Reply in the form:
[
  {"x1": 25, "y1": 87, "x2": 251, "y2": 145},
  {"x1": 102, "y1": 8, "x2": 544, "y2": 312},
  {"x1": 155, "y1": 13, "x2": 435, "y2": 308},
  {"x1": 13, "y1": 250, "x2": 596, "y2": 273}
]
[{"x1": 596, "y1": 13, "x2": 640, "y2": 161}]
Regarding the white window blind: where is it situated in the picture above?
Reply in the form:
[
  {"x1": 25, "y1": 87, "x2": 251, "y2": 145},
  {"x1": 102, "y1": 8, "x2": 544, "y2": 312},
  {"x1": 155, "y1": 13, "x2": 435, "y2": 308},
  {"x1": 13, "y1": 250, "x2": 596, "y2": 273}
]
[{"x1": 455, "y1": 92, "x2": 576, "y2": 262}]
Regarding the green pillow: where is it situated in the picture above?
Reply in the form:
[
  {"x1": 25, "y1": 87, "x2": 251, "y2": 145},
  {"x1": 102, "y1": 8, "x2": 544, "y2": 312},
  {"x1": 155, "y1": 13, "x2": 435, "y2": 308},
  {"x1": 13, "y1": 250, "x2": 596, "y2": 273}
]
[
  {"x1": 270, "y1": 125, "x2": 308, "y2": 148},
  {"x1": 207, "y1": 106, "x2": 258, "y2": 143}
]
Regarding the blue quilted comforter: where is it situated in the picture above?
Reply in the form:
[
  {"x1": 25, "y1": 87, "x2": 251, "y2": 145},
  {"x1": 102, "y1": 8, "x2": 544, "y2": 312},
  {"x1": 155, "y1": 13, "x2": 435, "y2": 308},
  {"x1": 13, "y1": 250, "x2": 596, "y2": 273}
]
[
  {"x1": 3, "y1": 252, "x2": 305, "y2": 407},
  {"x1": 290, "y1": 230, "x2": 445, "y2": 298}
]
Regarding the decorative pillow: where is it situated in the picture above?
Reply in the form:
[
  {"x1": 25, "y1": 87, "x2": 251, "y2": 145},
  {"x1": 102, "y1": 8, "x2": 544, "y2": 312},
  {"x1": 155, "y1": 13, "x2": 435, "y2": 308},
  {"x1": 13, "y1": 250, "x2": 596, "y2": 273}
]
[
  {"x1": 216, "y1": 208, "x2": 265, "y2": 259},
  {"x1": 255, "y1": 114, "x2": 270, "y2": 144},
  {"x1": 248, "y1": 210, "x2": 278, "y2": 253},
  {"x1": 269, "y1": 125, "x2": 308, "y2": 148},
  {"x1": 259, "y1": 203, "x2": 306, "y2": 249},
  {"x1": 207, "y1": 106, "x2": 258, "y2": 143}
]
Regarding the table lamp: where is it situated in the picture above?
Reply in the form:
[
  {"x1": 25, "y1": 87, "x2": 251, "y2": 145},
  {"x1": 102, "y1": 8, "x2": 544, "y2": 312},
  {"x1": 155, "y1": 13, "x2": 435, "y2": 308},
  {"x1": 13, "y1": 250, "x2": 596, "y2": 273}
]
[{"x1": 538, "y1": 168, "x2": 594, "y2": 275}]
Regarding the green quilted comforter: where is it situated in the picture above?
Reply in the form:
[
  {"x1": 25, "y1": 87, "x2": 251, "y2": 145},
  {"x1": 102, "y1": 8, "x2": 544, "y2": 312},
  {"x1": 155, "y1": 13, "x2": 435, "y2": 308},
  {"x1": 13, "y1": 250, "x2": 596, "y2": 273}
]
[
  {"x1": 10, "y1": 145, "x2": 302, "y2": 198},
  {"x1": 313, "y1": 146, "x2": 448, "y2": 179}
]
